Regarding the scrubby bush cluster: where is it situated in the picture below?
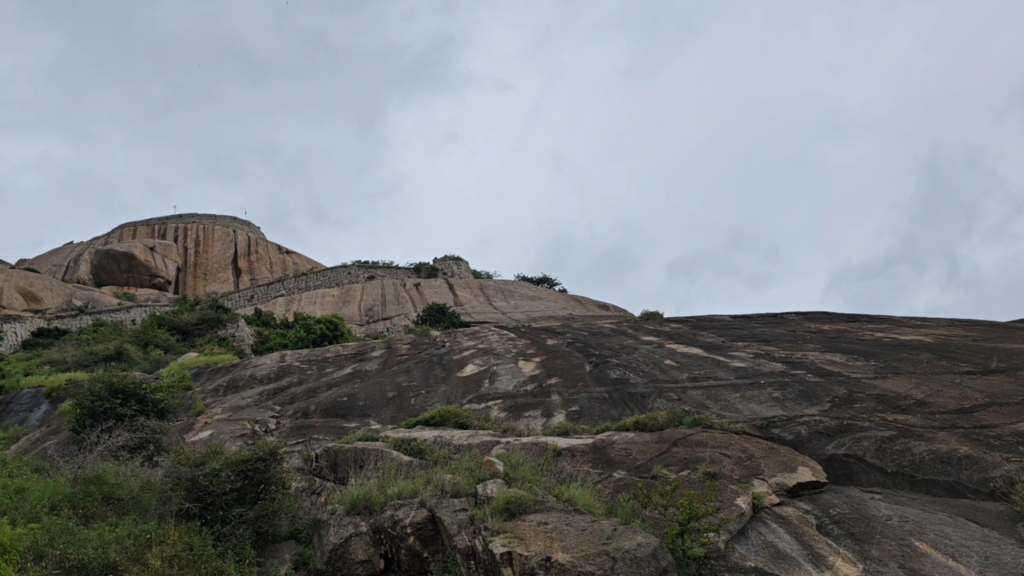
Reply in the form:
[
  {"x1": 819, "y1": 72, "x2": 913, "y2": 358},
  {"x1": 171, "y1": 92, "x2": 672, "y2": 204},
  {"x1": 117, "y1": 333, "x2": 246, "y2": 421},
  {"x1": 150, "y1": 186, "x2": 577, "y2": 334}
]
[
  {"x1": 514, "y1": 272, "x2": 568, "y2": 293},
  {"x1": 412, "y1": 302, "x2": 470, "y2": 331},
  {"x1": 242, "y1": 308, "x2": 357, "y2": 355},
  {"x1": 0, "y1": 298, "x2": 240, "y2": 395},
  {"x1": 409, "y1": 261, "x2": 442, "y2": 279},
  {"x1": 638, "y1": 309, "x2": 665, "y2": 320},
  {"x1": 471, "y1": 269, "x2": 500, "y2": 279},
  {"x1": 0, "y1": 439, "x2": 306, "y2": 575}
]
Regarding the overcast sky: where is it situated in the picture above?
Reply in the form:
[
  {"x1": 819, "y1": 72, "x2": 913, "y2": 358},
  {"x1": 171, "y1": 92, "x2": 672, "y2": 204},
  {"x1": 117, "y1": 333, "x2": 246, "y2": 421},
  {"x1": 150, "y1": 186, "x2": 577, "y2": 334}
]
[{"x1": 2, "y1": 1, "x2": 1024, "y2": 320}]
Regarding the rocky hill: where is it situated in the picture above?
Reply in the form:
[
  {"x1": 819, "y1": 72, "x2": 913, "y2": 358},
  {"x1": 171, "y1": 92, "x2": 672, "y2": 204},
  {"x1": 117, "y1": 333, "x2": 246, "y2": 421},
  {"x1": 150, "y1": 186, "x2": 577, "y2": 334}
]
[
  {"x1": 2, "y1": 215, "x2": 1022, "y2": 576},
  {"x1": 15, "y1": 213, "x2": 324, "y2": 297}
]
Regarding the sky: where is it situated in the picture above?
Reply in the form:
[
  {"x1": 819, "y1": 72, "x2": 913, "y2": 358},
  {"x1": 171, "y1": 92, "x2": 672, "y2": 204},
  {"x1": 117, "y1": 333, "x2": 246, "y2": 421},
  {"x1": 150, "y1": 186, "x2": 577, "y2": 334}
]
[{"x1": 2, "y1": 1, "x2": 1024, "y2": 320}]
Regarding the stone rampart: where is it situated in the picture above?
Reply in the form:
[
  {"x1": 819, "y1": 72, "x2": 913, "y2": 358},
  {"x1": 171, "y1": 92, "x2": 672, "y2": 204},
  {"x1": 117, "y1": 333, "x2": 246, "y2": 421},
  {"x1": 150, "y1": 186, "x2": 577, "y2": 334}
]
[{"x1": 0, "y1": 304, "x2": 172, "y2": 354}]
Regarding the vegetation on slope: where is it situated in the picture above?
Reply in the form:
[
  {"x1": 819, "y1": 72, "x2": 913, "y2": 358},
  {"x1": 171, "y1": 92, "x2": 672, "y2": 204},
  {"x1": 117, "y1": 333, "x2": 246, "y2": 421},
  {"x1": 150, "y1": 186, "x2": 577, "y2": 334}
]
[
  {"x1": 0, "y1": 297, "x2": 240, "y2": 395},
  {"x1": 242, "y1": 308, "x2": 357, "y2": 355},
  {"x1": 514, "y1": 272, "x2": 569, "y2": 293}
]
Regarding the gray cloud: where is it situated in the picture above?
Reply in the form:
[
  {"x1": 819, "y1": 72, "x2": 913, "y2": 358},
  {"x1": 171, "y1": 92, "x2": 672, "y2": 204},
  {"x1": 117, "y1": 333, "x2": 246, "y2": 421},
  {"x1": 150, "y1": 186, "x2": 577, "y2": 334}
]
[{"x1": 2, "y1": 1, "x2": 1024, "y2": 319}]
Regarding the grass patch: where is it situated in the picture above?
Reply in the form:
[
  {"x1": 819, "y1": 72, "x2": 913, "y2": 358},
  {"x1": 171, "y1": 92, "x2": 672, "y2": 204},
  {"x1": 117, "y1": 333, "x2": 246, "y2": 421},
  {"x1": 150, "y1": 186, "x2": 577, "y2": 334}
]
[
  {"x1": 547, "y1": 408, "x2": 722, "y2": 436},
  {"x1": 336, "y1": 430, "x2": 381, "y2": 444},
  {"x1": 398, "y1": 406, "x2": 531, "y2": 437},
  {"x1": 19, "y1": 371, "x2": 88, "y2": 395},
  {"x1": 0, "y1": 426, "x2": 26, "y2": 450}
]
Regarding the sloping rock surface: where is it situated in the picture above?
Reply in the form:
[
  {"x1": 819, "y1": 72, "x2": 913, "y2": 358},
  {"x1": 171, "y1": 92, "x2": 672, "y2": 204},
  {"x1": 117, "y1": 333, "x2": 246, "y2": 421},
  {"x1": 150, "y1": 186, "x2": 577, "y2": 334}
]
[
  {"x1": 0, "y1": 269, "x2": 120, "y2": 313},
  {"x1": 249, "y1": 278, "x2": 632, "y2": 332},
  {"x1": 17, "y1": 213, "x2": 323, "y2": 297},
  {"x1": 184, "y1": 312, "x2": 1024, "y2": 575},
  {"x1": 90, "y1": 239, "x2": 180, "y2": 291}
]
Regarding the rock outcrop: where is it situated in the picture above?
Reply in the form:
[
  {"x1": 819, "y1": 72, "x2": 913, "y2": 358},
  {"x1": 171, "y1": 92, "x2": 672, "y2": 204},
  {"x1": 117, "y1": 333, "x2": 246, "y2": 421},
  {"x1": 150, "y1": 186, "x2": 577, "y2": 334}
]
[
  {"x1": 90, "y1": 239, "x2": 180, "y2": 291},
  {"x1": 247, "y1": 278, "x2": 631, "y2": 333},
  {"x1": 17, "y1": 214, "x2": 323, "y2": 297},
  {"x1": 0, "y1": 269, "x2": 120, "y2": 313},
  {"x1": 172, "y1": 312, "x2": 1024, "y2": 575},
  {"x1": 0, "y1": 259, "x2": 12, "y2": 270}
]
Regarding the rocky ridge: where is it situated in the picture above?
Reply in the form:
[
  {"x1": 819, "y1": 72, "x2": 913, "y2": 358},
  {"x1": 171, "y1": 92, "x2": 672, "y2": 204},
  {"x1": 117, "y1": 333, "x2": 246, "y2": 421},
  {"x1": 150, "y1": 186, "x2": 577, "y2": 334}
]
[{"x1": 158, "y1": 312, "x2": 1024, "y2": 575}]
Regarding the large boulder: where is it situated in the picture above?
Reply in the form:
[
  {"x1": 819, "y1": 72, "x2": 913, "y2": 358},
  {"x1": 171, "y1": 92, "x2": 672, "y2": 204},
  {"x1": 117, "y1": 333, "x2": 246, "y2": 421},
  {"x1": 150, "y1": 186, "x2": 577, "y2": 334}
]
[
  {"x1": 314, "y1": 513, "x2": 382, "y2": 576},
  {"x1": 0, "y1": 269, "x2": 120, "y2": 313},
  {"x1": 90, "y1": 239, "x2": 180, "y2": 291},
  {"x1": 18, "y1": 213, "x2": 323, "y2": 297}
]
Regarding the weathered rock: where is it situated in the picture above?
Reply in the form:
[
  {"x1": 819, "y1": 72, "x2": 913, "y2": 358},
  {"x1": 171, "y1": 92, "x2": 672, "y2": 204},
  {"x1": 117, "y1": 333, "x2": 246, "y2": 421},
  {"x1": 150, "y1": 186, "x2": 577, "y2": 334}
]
[
  {"x1": 482, "y1": 511, "x2": 676, "y2": 576},
  {"x1": 0, "y1": 269, "x2": 120, "y2": 313},
  {"x1": 312, "y1": 443, "x2": 424, "y2": 485},
  {"x1": 19, "y1": 213, "x2": 323, "y2": 297},
  {"x1": 0, "y1": 387, "x2": 55, "y2": 429},
  {"x1": 246, "y1": 277, "x2": 632, "y2": 334},
  {"x1": 98, "y1": 285, "x2": 172, "y2": 304},
  {"x1": 314, "y1": 513, "x2": 382, "y2": 576},
  {"x1": 0, "y1": 259, "x2": 12, "y2": 270},
  {"x1": 90, "y1": 239, "x2": 180, "y2": 291},
  {"x1": 185, "y1": 312, "x2": 1024, "y2": 573},
  {"x1": 730, "y1": 486, "x2": 1024, "y2": 576},
  {"x1": 482, "y1": 456, "x2": 504, "y2": 475},
  {"x1": 376, "y1": 501, "x2": 447, "y2": 575},
  {"x1": 475, "y1": 479, "x2": 508, "y2": 502}
]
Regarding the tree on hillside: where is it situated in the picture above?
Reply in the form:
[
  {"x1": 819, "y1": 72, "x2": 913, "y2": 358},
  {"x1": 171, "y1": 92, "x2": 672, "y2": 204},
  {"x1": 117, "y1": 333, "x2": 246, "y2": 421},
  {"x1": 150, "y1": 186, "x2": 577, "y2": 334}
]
[{"x1": 514, "y1": 273, "x2": 568, "y2": 293}]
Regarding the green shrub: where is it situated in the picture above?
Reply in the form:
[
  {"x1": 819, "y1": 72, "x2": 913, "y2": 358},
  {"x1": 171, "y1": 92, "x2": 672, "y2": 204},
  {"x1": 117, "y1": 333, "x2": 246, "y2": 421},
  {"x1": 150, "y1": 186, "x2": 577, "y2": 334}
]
[
  {"x1": 548, "y1": 421, "x2": 592, "y2": 436},
  {"x1": 0, "y1": 451, "x2": 259, "y2": 576},
  {"x1": 65, "y1": 372, "x2": 182, "y2": 436},
  {"x1": 145, "y1": 298, "x2": 238, "y2": 345},
  {"x1": 410, "y1": 262, "x2": 441, "y2": 279},
  {"x1": 164, "y1": 440, "x2": 291, "y2": 545},
  {"x1": 473, "y1": 489, "x2": 539, "y2": 526},
  {"x1": 19, "y1": 327, "x2": 70, "y2": 351},
  {"x1": 113, "y1": 291, "x2": 137, "y2": 303},
  {"x1": 337, "y1": 430, "x2": 381, "y2": 444},
  {"x1": 386, "y1": 437, "x2": 437, "y2": 460},
  {"x1": 413, "y1": 302, "x2": 469, "y2": 331},
  {"x1": 242, "y1": 309, "x2": 356, "y2": 355},
  {"x1": 403, "y1": 324, "x2": 434, "y2": 336},
  {"x1": 514, "y1": 273, "x2": 568, "y2": 293},
  {"x1": 471, "y1": 269, "x2": 499, "y2": 279},
  {"x1": 399, "y1": 406, "x2": 493, "y2": 431},
  {"x1": 0, "y1": 426, "x2": 26, "y2": 450},
  {"x1": 622, "y1": 480, "x2": 720, "y2": 576},
  {"x1": 638, "y1": 309, "x2": 665, "y2": 320}
]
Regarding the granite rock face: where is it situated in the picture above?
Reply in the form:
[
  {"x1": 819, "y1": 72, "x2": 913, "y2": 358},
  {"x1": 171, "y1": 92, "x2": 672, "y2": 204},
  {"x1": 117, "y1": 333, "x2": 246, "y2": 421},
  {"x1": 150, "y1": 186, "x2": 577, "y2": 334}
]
[
  {"x1": 90, "y1": 239, "x2": 180, "y2": 291},
  {"x1": 180, "y1": 312, "x2": 1024, "y2": 575},
  {"x1": 249, "y1": 278, "x2": 632, "y2": 333},
  {"x1": 17, "y1": 213, "x2": 323, "y2": 297},
  {"x1": 0, "y1": 269, "x2": 120, "y2": 313}
]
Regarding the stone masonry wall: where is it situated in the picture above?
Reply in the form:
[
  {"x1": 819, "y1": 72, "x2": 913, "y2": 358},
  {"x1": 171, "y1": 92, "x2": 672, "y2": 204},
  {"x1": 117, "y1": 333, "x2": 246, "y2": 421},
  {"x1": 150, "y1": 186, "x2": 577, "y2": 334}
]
[{"x1": 0, "y1": 304, "x2": 173, "y2": 354}]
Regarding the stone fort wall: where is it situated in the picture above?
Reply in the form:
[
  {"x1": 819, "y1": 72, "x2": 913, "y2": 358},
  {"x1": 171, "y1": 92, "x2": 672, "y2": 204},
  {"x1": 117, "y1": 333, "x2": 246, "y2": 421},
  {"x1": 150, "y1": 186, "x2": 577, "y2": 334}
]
[{"x1": 0, "y1": 304, "x2": 173, "y2": 354}]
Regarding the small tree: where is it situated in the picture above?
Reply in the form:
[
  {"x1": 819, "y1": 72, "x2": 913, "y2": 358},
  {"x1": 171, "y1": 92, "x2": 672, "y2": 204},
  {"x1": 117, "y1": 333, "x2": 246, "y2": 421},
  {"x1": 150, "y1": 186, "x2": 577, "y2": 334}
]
[
  {"x1": 414, "y1": 302, "x2": 470, "y2": 331},
  {"x1": 514, "y1": 273, "x2": 567, "y2": 293},
  {"x1": 638, "y1": 309, "x2": 665, "y2": 320},
  {"x1": 472, "y1": 269, "x2": 500, "y2": 279}
]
